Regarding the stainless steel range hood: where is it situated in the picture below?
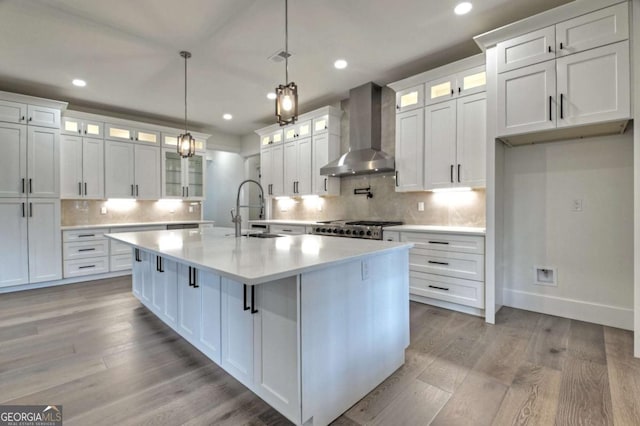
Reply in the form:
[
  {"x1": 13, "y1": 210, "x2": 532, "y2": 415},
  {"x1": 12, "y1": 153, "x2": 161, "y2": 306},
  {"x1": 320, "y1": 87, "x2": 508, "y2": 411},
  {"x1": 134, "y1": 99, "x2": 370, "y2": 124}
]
[{"x1": 320, "y1": 82, "x2": 395, "y2": 177}]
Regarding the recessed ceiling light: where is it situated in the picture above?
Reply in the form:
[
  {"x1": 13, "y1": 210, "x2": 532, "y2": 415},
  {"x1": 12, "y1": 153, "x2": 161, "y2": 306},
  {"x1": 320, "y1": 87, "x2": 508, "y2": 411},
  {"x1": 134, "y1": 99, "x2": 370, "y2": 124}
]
[
  {"x1": 222, "y1": 113, "x2": 233, "y2": 120},
  {"x1": 454, "y1": 2, "x2": 472, "y2": 15},
  {"x1": 334, "y1": 59, "x2": 348, "y2": 69},
  {"x1": 267, "y1": 92, "x2": 277, "y2": 100},
  {"x1": 72, "y1": 79, "x2": 87, "y2": 87}
]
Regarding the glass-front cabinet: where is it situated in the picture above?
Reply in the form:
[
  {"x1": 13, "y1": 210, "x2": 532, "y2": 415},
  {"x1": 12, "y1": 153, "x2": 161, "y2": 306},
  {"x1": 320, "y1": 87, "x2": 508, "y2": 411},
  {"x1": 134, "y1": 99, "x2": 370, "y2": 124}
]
[{"x1": 162, "y1": 149, "x2": 205, "y2": 200}]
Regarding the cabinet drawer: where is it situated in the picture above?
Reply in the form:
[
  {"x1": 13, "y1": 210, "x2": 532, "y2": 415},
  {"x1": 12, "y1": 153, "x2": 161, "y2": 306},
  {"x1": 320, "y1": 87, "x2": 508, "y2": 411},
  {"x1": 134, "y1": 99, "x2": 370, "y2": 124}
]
[
  {"x1": 410, "y1": 248, "x2": 484, "y2": 281},
  {"x1": 270, "y1": 224, "x2": 306, "y2": 235},
  {"x1": 63, "y1": 240, "x2": 109, "y2": 260},
  {"x1": 410, "y1": 271, "x2": 485, "y2": 308},
  {"x1": 110, "y1": 253, "x2": 133, "y2": 272},
  {"x1": 64, "y1": 257, "x2": 109, "y2": 278},
  {"x1": 63, "y1": 229, "x2": 108, "y2": 242},
  {"x1": 401, "y1": 232, "x2": 484, "y2": 254}
]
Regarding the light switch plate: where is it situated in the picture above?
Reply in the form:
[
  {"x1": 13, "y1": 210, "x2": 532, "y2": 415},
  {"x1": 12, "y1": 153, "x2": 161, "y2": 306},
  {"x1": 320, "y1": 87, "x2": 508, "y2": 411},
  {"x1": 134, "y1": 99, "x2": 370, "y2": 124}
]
[
  {"x1": 100, "y1": 207, "x2": 107, "y2": 215},
  {"x1": 418, "y1": 202, "x2": 425, "y2": 211}
]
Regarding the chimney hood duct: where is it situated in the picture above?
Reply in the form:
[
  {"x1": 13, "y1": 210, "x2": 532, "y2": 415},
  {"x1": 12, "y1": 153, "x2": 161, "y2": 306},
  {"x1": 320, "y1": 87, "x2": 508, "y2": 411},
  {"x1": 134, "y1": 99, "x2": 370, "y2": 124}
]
[{"x1": 320, "y1": 82, "x2": 395, "y2": 177}]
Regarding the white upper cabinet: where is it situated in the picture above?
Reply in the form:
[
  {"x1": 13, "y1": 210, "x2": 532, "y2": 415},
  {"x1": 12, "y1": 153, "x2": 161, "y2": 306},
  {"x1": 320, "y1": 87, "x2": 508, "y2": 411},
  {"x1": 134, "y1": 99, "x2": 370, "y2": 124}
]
[
  {"x1": 260, "y1": 129, "x2": 284, "y2": 146},
  {"x1": 497, "y1": 60, "x2": 556, "y2": 137},
  {"x1": 82, "y1": 138, "x2": 105, "y2": 199},
  {"x1": 26, "y1": 105, "x2": 60, "y2": 129},
  {"x1": 60, "y1": 135, "x2": 104, "y2": 199},
  {"x1": 425, "y1": 76, "x2": 456, "y2": 106},
  {"x1": 105, "y1": 140, "x2": 135, "y2": 198},
  {"x1": 555, "y1": 2, "x2": 628, "y2": 56},
  {"x1": 395, "y1": 85, "x2": 424, "y2": 113},
  {"x1": 284, "y1": 120, "x2": 311, "y2": 142},
  {"x1": 161, "y1": 149, "x2": 204, "y2": 200},
  {"x1": 0, "y1": 123, "x2": 27, "y2": 198},
  {"x1": 456, "y1": 93, "x2": 487, "y2": 188},
  {"x1": 556, "y1": 41, "x2": 630, "y2": 127},
  {"x1": 283, "y1": 138, "x2": 312, "y2": 196},
  {"x1": 311, "y1": 132, "x2": 340, "y2": 196},
  {"x1": 456, "y1": 65, "x2": 488, "y2": 97},
  {"x1": 135, "y1": 129, "x2": 160, "y2": 144},
  {"x1": 425, "y1": 66, "x2": 486, "y2": 105},
  {"x1": 62, "y1": 117, "x2": 103, "y2": 138},
  {"x1": 186, "y1": 154, "x2": 205, "y2": 200},
  {"x1": 261, "y1": 144, "x2": 284, "y2": 197},
  {"x1": 395, "y1": 109, "x2": 424, "y2": 192},
  {"x1": 497, "y1": 26, "x2": 556, "y2": 73},
  {"x1": 106, "y1": 124, "x2": 133, "y2": 141},
  {"x1": 424, "y1": 100, "x2": 457, "y2": 190},
  {"x1": 27, "y1": 126, "x2": 59, "y2": 198},
  {"x1": 162, "y1": 133, "x2": 207, "y2": 152},
  {"x1": 134, "y1": 144, "x2": 161, "y2": 200},
  {"x1": 0, "y1": 100, "x2": 27, "y2": 124}
]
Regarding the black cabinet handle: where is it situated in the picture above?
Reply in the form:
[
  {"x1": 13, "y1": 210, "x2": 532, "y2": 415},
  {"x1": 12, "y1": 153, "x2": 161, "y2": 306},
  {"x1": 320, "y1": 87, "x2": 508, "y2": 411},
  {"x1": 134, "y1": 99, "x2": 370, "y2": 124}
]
[
  {"x1": 135, "y1": 248, "x2": 141, "y2": 262},
  {"x1": 78, "y1": 248, "x2": 96, "y2": 252},
  {"x1": 84, "y1": 182, "x2": 87, "y2": 195},
  {"x1": 251, "y1": 285, "x2": 258, "y2": 314},
  {"x1": 79, "y1": 182, "x2": 82, "y2": 196},
  {"x1": 269, "y1": 184, "x2": 273, "y2": 195},
  {"x1": 559, "y1": 42, "x2": 563, "y2": 50},
  {"x1": 186, "y1": 187, "x2": 189, "y2": 198},
  {"x1": 29, "y1": 179, "x2": 32, "y2": 194},
  {"x1": 548, "y1": 46, "x2": 552, "y2": 53},
  {"x1": 159, "y1": 257, "x2": 164, "y2": 272},
  {"x1": 79, "y1": 265, "x2": 96, "y2": 269},
  {"x1": 457, "y1": 164, "x2": 461, "y2": 183},
  {"x1": 243, "y1": 284, "x2": 250, "y2": 311},
  {"x1": 28, "y1": 117, "x2": 32, "y2": 122},
  {"x1": 428, "y1": 241, "x2": 450, "y2": 245},
  {"x1": 549, "y1": 96, "x2": 552, "y2": 121},
  {"x1": 21, "y1": 178, "x2": 25, "y2": 194},
  {"x1": 78, "y1": 234, "x2": 95, "y2": 237},
  {"x1": 29, "y1": 202, "x2": 32, "y2": 217},
  {"x1": 131, "y1": 184, "x2": 134, "y2": 196},
  {"x1": 324, "y1": 178, "x2": 327, "y2": 192},
  {"x1": 135, "y1": 184, "x2": 139, "y2": 197},
  {"x1": 188, "y1": 266, "x2": 199, "y2": 288},
  {"x1": 20, "y1": 116, "x2": 25, "y2": 121},
  {"x1": 458, "y1": 87, "x2": 461, "y2": 94},
  {"x1": 428, "y1": 260, "x2": 449, "y2": 266},
  {"x1": 395, "y1": 171, "x2": 399, "y2": 187},
  {"x1": 293, "y1": 182, "x2": 296, "y2": 194},
  {"x1": 560, "y1": 93, "x2": 564, "y2": 119},
  {"x1": 450, "y1": 165, "x2": 454, "y2": 183},
  {"x1": 396, "y1": 105, "x2": 400, "y2": 110},
  {"x1": 450, "y1": 89, "x2": 454, "y2": 95},
  {"x1": 156, "y1": 256, "x2": 160, "y2": 272},
  {"x1": 21, "y1": 202, "x2": 25, "y2": 218},
  {"x1": 428, "y1": 285, "x2": 450, "y2": 291}
]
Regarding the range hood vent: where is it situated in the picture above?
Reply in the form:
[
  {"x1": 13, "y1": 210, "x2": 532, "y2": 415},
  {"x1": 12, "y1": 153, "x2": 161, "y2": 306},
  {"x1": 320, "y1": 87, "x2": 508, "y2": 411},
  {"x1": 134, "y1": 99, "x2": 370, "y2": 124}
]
[{"x1": 320, "y1": 82, "x2": 395, "y2": 177}]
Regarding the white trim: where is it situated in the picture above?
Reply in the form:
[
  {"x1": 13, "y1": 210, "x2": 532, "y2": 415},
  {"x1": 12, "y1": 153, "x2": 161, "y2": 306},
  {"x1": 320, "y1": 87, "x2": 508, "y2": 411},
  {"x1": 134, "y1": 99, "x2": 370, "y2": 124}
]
[
  {"x1": 0, "y1": 271, "x2": 131, "y2": 294},
  {"x1": 410, "y1": 293, "x2": 485, "y2": 317},
  {"x1": 632, "y1": 0, "x2": 640, "y2": 357},
  {"x1": 503, "y1": 288, "x2": 634, "y2": 330},
  {"x1": 0, "y1": 89, "x2": 68, "y2": 111},
  {"x1": 387, "y1": 54, "x2": 485, "y2": 92},
  {"x1": 254, "y1": 106, "x2": 343, "y2": 136}
]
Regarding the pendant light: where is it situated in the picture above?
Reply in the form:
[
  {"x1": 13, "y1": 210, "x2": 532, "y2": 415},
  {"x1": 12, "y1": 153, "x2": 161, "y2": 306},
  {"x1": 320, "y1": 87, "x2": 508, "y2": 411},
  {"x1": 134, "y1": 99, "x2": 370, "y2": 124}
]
[
  {"x1": 275, "y1": 0, "x2": 298, "y2": 126},
  {"x1": 177, "y1": 50, "x2": 195, "y2": 158}
]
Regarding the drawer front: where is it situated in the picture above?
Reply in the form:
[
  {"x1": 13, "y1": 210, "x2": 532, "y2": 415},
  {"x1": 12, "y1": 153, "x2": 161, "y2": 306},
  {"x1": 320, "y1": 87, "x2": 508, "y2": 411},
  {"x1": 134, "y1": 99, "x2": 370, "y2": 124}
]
[
  {"x1": 270, "y1": 224, "x2": 306, "y2": 235},
  {"x1": 383, "y1": 231, "x2": 400, "y2": 242},
  {"x1": 410, "y1": 271, "x2": 485, "y2": 308},
  {"x1": 401, "y1": 232, "x2": 484, "y2": 254},
  {"x1": 63, "y1": 240, "x2": 109, "y2": 260},
  {"x1": 63, "y1": 229, "x2": 108, "y2": 242},
  {"x1": 64, "y1": 257, "x2": 109, "y2": 278},
  {"x1": 110, "y1": 239, "x2": 133, "y2": 256},
  {"x1": 410, "y1": 248, "x2": 484, "y2": 281},
  {"x1": 110, "y1": 253, "x2": 133, "y2": 272}
]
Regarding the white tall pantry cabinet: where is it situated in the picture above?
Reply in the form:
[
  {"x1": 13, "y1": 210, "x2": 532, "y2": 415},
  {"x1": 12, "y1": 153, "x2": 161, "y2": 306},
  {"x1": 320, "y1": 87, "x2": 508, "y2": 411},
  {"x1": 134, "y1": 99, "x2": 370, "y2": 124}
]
[{"x1": 0, "y1": 92, "x2": 65, "y2": 288}]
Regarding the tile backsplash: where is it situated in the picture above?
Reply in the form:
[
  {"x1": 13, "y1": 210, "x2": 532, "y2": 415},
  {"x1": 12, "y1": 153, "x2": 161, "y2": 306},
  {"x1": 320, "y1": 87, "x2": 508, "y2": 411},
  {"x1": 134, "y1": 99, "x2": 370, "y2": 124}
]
[{"x1": 61, "y1": 200, "x2": 202, "y2": 226}]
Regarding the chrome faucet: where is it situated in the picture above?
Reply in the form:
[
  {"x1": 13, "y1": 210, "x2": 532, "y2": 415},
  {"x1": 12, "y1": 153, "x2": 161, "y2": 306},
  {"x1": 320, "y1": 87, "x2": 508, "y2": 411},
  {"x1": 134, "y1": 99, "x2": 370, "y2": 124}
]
[{"x1": 231, "y1": 179, "x2": 265, "y2": 237}]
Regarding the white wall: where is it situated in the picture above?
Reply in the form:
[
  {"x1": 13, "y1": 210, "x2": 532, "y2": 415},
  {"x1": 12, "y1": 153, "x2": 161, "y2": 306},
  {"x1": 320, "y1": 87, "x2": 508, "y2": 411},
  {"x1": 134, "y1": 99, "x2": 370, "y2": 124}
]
[
  {"x1": 207, "y1": 129, "x2": 242, "y2": 153},
  {"x1": 203, "y1": 150, "x2": 245, "y2": 227},
  {"x1": 502, "y1": 132, "x2": 634, "y2": 329},
  {"x1": 241, "y1": 133, "x2": 260, "y2": 157}
]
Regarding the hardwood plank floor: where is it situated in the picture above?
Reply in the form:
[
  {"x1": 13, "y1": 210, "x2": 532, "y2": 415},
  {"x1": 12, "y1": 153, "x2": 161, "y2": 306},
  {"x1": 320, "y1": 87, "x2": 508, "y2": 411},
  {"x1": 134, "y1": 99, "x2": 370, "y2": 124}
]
[{"x1": 1, "y1": 277, "x2": 639, "y2": 425}]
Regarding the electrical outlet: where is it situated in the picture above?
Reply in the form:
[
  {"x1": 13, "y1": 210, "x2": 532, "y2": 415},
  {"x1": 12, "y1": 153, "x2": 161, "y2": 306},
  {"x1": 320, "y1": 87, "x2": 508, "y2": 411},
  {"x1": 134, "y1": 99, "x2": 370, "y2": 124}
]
[
  {"x1": 572, "y1": 199, "x2": 583, "y2": 212},
  {"x1": 188, "y1": 206, "x2": 194, "y2": 213},
  {"x1": 100, "y1": 206, "x2": 107, "y2": 215},
  {"x1": 418, "y1": 202, "x2": 425, "y2": 212},
  {"x1": 361, "y1": 260, "x2": 370, "y2": 281}
]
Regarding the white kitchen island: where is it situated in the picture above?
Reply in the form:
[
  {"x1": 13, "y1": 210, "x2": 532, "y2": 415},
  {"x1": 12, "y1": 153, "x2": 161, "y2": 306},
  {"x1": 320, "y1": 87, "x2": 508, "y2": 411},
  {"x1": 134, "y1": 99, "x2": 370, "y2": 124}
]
[{"x1": 106, "y1": 228, "x2": 412, "y2": 426}]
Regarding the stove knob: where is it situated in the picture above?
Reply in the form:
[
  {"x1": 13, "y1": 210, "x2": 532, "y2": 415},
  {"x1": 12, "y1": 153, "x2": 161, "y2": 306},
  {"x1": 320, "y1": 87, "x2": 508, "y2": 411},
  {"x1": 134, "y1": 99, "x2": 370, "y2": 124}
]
[
  {"x1": 321, "y1": 228, "x2": 327, "y2": 232},
  {"x1": 333, "y1": 229, "x2": 339, "y2": 234},
  {"x1": 366, "y1": 231, "x2": 372, "y2": 236},
  {"x1": 359, "y1": 230, "x2": 365, "y2": 236},
  {"x1": 315, "y1": 227, "x2": 321, "y2": 232},
  {"x1": 339, "y1": 229, "x2": 345, "y2": 234},
  {"x1": 345, "y1": 230, "x2": 351, "y2": 235}
]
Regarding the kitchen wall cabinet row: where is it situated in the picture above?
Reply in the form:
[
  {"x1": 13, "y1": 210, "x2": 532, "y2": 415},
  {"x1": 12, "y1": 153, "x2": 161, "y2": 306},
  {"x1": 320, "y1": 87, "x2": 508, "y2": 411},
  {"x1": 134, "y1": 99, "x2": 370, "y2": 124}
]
[
  {"x1": 495, "y1": 2, "x2": 631, "y2": 142},
  {"x1": 60, "y1": 112, "x2": 209, "y2": 200},
  {"x1": 132, "y1": 250, "x2": 300, "y2": 422},
  {"x1": 390, "y1": 55, "x2": 487, "y2": 192},
  {"x1": 257, "y1": 106, "x2": 342, "y2": 197}
]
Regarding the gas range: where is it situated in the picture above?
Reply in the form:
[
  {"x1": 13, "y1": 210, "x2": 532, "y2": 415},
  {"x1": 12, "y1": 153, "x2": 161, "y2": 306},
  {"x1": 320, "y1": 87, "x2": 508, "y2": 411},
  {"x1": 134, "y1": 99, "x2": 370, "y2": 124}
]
[{"x1": 311, "y1": 220, "x2": 403, "y2": 240}]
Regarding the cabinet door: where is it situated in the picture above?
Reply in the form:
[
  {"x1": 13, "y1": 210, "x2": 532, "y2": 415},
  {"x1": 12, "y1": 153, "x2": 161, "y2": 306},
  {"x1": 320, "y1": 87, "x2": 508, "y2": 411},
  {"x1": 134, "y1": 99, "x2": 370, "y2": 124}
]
[
  {"x1": 62, "y1": 117, "x2": 84, "y2": 135},
  {"x1": 134, "y1": 129, "x2": 160, "y2": 145},
  {"x1": 177, "y1": 264, "x2": 201, "y2": 343},
  {"x1": 456, "y1": 65, "x2": 486, "y2": 97},
  {"x1": 82, "y1": 138, "x2": 105, "y2": 199},
  {"x1": 163, "y1": 258, "x2": 179, "y2": 326},
  {"x1": 253, "y1": 277, "x2": 300, "y2": 421},
  {"x1": 312, "y1": 133, "x2": 339, "y2": 196},
  {"x1": 105, "y1": 140, "x2": 135, "y2": 198},
  {"x1": 296, "y1": 120, "x2": 312, "y2": 140},
  {"x1": 497, "y1": 26, "x2": 555, "y2": 73},
  {"x1": 497, "y1": 60, "x2": 556, "y2": 137},
  {"x1": 0, "y1": 199, "x2": 29, "y2": 287},
  {"x1": 27, "y1": 126, "x2": 59, "y2": 198},
  {"x1": 296, "y1": 138, "x2": 312, "y2": 195},
  {"x1": 395, "y1": 109, "x2": 424, "y2": 192},
  {"x1": 199, "y1": 270, "x2": 222, "y2": 364},
  {"x1": 260, "y1": 147, "x2": 273, "y2": 196},
  {"x1": 162, "y1": 149, "x2": 184, "y2": 199},
  {"x1": 221, "y1": 278, "x2": 254, "y2": 387},
  {"x1": 271, "y1": 144, "x2": 284, "y2": 197},
  {"x1": 140, "y1": 251, "x2": 153, "y2": 305},
  {"x1": 425, "y1": 76, "x2": 456, "y2": 105},
  {"x1": 0, "y1": 100, "x2": 27, "y2": 124},
  {"x1": 27, "y1": 199, "x2": 62, "y2": 283},
  {"x1": 151, "y1": 254, "x2": 166, "y2": 315},
  {"x1": 106, "y1": 124, "x2": 134, "y2": 141},
  {"x1": 134, "y1": 144, "x2": 161, "y2": 200},
  {"x1": 60, "y1": 135, "x2": 83, "y2": 199},
  {"x1": 556, "y1": 41, "x2": 630, "y2": 128},
  {"x1": 556, "y1": 2, "x2": 628, "y2": 57},
  {"x1": 84, "y1": 120, "x2": 103, "y2": 138},
  {"x1": 283, "y1": 141, "x2": 297, "y2": 196},
  {"x1": 27, "y1": 105, "x2": 60, "y2": 129},
  {"x1": 186, "y1": 154, "x2": 204, "y2": 199},
  {"x1": 395, "y1": 85, "x2": 424, "y2": 112},
  {"x1": 0, "y1": 123, "x2": 27, "y2": 198},
  {"x1": 132, "y1": 249, "x2": 143, "y2": 298},
  {"x1": 456, "y1": 93, "x2": 486, "y2": 188},
  {"x1": 424, "y1": 100, "x2": 457, "y2": 190},
  {"x1": 312, "y1": 115, "x2": 329, "y2": 135}
]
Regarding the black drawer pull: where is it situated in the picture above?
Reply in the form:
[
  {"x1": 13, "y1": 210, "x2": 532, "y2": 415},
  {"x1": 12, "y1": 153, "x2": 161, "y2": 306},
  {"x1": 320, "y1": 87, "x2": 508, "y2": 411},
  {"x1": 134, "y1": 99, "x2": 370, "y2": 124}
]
[
  {"x1": 243, "y1": 284, "x2": 250, "y2": 311},
  {"x1": 428, "y1": 285, "x2": 449, "y2": 291},
  {"x1": 135, "y1": 248, "x2": 141, "y2": 262},
  {"x1": 428, "y1": 260, "x2": 450, "y2": 266},
  {"x1": 428, "y1": 241, "x2": 449, "y2": 245},
  {"x1": 78, "y1": 234, "x2": 95, "y2": 238},
  {"x1": 78, "y1": 248, "x2": 96, "y2": 252},
  {"x1": 79, "y1": 265, "x2": 96, "y2": 269},
  {"x1": 251, "y1": 285, "x2": 258, "y2": 314}
]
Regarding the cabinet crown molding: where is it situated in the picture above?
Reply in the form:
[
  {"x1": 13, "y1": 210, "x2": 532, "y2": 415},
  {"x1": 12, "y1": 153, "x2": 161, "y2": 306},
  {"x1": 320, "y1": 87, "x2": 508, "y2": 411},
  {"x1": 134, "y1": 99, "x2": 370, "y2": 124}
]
[
  {"x1": 0, "y1": 90, "x2": 68, "y2": 111},
  {"x1": 255, "y1": 105, "x2": 343, "y2": 136},
  {"x1": 388, "y1": 54, "x2": 485, "y2": 92}
]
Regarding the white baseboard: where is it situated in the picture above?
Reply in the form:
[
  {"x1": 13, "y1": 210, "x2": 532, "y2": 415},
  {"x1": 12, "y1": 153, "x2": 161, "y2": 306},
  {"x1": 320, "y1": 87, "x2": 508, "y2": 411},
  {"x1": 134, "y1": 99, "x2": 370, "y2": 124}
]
[
  {"x1": 410, "y1": 294, "x2": 485, "y2": 318},
  {"x1": 0, "y1": 271, "x2": 131, "y2": 294},
  {"x1": 503, "y1": 288, "x2": 633, "y2": 330}
]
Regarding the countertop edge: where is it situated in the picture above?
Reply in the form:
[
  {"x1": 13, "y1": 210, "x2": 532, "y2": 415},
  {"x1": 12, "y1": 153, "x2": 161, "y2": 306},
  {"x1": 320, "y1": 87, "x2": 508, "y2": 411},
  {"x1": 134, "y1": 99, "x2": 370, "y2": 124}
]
[
  {"x1": 383, "y1": 225, "x2": 486, "y2": 236},
  {"x1": 61, "y1": 220, "x2": 215, "y2": 231}
]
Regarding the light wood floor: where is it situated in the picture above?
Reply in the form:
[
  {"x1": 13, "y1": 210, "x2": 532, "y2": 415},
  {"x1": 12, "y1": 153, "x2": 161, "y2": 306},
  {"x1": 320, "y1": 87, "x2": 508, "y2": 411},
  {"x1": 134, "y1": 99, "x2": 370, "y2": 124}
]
[{"x1": 1, "y1": 277, "x2": 639, "y2": 425}]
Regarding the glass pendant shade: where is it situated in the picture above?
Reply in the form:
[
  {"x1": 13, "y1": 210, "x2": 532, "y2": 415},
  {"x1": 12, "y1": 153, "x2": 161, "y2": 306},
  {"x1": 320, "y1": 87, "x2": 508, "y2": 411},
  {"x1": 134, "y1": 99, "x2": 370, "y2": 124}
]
[
  {"x1": 177, "y1": 132, "x2": 195, "y2": 158},
  {"x1": 276, "y1": 81, "x2": 298, "y2": 126}
]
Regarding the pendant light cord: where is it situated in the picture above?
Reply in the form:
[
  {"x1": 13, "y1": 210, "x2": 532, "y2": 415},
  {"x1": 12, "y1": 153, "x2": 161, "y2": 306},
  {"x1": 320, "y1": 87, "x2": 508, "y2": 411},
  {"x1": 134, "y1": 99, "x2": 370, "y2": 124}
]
[
  {"x1": 184, "y1": 53, "x2": 188, "y2": 133},
  {"x1": 285, "y1": 0, "x2": 288, "y2": 85}
]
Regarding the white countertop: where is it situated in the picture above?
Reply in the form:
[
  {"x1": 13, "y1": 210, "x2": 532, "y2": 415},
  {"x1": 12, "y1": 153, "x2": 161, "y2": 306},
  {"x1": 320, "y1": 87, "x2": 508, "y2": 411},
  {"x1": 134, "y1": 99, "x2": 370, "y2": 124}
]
[
  {"x1": 249, "y1": 219, "x2": 324, "y2": 227},
  {"x1": 61, "y1": 220, "x2": 215, "y2": 231},
  {"x1": 106, "y1": 229, "x2": 413, "y2": 285},
  {"x1": 383, "y1": 225, "x2": 486, "y2": 236}
]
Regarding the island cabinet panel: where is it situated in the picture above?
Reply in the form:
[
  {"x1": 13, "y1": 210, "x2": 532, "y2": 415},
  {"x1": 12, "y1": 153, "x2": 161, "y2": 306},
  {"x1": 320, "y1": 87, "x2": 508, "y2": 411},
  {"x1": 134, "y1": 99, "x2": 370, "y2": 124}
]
[
  {"x1": 221, "y1": 278, "x2": 255, "y2": 388},
  {"x1": 177, "y1": 264, "x2": 202, "y2": 344},
  {"x1": 199, "y1": 270, "x2": 222, "y2": 364},
  {"x1": 131, "y1": 249, "x2": 145, "y2": 298},
  {"x1": 150, "y1": 255, "x2": 178, "y2": 328}
]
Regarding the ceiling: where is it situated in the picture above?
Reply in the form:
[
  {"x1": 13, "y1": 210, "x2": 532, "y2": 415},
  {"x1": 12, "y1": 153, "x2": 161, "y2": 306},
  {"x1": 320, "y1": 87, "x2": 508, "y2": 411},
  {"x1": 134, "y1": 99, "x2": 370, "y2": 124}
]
[{"x1": 0, "y1": 0, "x2": 571, "y2": 135}]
